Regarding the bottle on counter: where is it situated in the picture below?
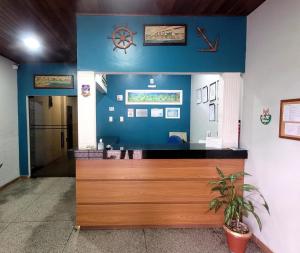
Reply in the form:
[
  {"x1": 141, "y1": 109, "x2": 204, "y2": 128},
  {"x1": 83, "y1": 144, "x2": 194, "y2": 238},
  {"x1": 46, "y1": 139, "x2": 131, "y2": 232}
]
[{"x1": 97, "y1": 139, "x2": 104, "y2": 150}]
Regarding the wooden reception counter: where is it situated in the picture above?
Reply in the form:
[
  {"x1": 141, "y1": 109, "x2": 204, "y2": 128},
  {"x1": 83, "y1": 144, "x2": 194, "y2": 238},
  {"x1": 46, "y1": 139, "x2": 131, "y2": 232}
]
[{"x1": 75, "y1": 144, "x2": 247, "y2": 229}]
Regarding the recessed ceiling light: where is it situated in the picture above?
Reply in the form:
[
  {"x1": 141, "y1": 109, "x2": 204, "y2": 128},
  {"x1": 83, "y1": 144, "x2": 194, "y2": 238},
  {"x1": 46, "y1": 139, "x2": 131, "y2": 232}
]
[{"x1": 22, "y1": 35, "x2": 41, "y2": 52}]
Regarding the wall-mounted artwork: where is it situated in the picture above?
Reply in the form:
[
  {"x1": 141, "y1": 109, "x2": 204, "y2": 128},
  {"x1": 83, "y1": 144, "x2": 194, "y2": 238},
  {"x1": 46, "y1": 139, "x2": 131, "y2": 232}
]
[
  {"x1": 151, "y1": 108, "x2": 164, "y2": 117},
  {"x1": 136, "y1": 109, "x2": 148, "y2": 117},
  {"x1": 209, "y1": 82, "x2": 217, "y2": 101},
  {"x1": 279, "y1": 98, "x2": 300, "y2": 141},
  {"x1": 107, "y1": 25, "x2": 137, "y2": 54},
  {"x1": 144, "y1": 24, "x2": 187, "y2": 46},
  {"x1": 165, "y1": 108, "x2": 180, "y2": 119},
  {"x1": 34, "y1": 75, "x2": 73, "y2": 89},
  {"x1": 117, "y1": 95, "x2": 123, "y2": 101},
  {"x1": 127, "y1": 108, "x2": 134, "y2": 117},
  {"x1": 126, "y1": 90, "x2": 182, "y2": 105},
  {"x1": 196, "y1": 88, "x2": 202, "y2": 104},
  {"x1": 202, "y1": 86, "x2": 208, "y2": 103},
  {"x1": 196, "y1": 27, "x2": 219, "y2": 52},
  {"x1": 209, "y1": 103, "x2": 216, "y2": 121}
]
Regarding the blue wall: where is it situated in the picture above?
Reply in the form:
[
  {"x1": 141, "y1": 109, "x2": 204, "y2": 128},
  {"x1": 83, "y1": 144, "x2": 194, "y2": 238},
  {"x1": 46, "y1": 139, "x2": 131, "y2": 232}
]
[
  {"x1": 96, "y1": 75, "x2": 191, "y2": 145},
  {"x1": 77, "y1": 15, "x2": 246, "y2": 72},
  {"x1": 18, "y1": 63, "x2": 77, "y2": 176}
]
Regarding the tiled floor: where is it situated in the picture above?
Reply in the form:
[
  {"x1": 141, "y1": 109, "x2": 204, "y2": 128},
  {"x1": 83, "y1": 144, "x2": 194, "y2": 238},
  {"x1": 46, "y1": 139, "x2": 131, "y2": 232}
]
[{"x1": 0, "y1": 178, "x2": 262, "y2": 253}]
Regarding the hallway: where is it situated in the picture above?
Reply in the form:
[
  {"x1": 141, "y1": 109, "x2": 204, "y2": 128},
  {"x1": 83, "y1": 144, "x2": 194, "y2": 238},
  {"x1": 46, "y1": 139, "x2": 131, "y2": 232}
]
[{"x1": 0, "y1": 178, "x2": 262, "y2": 253}]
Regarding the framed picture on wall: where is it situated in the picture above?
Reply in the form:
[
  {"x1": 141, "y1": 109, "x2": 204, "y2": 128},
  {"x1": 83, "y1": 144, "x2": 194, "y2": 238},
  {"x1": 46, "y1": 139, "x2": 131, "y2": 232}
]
[
  {"x1": 209, "y1": 103, "x2": 216, "y2": 121},
  {"x1": 202, "y1": 86, "x2": 208, "y2": 103},
  {"x1": 165, "y1": 108, "x2": 180, "y2": 119},
  {"x1": 125, "y1": 90, "x2": 182, "y2": 105},
  {"x1": 279, "y1": 98, "x2": 300, "y2": 141},
  {"x1": 196, "y1": 88, "x2": 202, "y2": 104},
  {"x1": 34, "y1": 75, "x2": 74, "y2": 89},
  {"x1": 209, "y1": 82, "x2": 217, "y2": 101},
  {"x1": 144, "y1": 24, "x2": 187, "y2": 46}
]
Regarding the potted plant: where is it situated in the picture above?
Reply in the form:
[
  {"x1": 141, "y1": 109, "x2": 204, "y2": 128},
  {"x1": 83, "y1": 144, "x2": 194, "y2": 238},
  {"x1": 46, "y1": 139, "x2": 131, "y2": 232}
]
[{"x1": 209, "y1": 168, "x2": 270, "y2": 253}]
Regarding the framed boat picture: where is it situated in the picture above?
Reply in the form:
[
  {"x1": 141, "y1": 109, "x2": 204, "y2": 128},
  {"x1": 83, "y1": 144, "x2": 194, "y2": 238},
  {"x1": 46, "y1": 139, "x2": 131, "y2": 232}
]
[
  {"x1": 144, "y1": 24, "x2": 187, "y2": 46},
  {"x1": 34, "y1": 75, "x2": 74, "y2": 89},
  {"x1": 125, "y1": 90, "x2": 183, "y2": 105}
]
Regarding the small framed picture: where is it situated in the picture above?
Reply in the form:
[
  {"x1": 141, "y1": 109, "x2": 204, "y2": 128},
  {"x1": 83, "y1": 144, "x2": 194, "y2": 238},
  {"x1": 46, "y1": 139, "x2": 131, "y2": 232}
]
[
  {"x1": 209, "y1": 82, "x2": 216, "y2": 101},
  {"x1": 196, "y1": 88, "x2": 202, "y2": 104},
  {"x1": 136, "y1": 109, "x2": 148, "y2": 117},
  {"x1": 151, "y1": 108, "x2": 164, "y2": 117},
  {"x1": 117, "y1": 95, "x2": 123, "y2": 101},
  {"x1": 202, "y1": 86, "x2": 208, "y2": 103},
  {"x1": 165, "y1": 108, "x2": 180, "y2": 119},
  {"x1": 127, "y1": 108, "x2": 134, "y2": 117},
  {"x1": 209, "y1": 104, "x2": 216, "y2": 121}
]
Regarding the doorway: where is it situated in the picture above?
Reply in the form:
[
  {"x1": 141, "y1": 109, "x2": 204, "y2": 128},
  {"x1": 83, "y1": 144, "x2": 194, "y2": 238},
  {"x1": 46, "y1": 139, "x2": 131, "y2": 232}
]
[{"x1": 29, "y1": 96, "x2": 78, "y2": 177}]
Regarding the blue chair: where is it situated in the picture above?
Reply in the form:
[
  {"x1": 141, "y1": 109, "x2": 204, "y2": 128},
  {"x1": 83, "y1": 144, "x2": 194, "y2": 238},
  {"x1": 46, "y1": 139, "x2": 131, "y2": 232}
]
[{"x1": 168, "y1": 135, "x2": 183, "y2": 144}]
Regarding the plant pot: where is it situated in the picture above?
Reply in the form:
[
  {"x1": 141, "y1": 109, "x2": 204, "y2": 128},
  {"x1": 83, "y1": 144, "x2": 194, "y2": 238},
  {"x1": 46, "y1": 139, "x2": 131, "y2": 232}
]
[{"x1": 223, "y1": 224, "x2": 252, "y2": 253}]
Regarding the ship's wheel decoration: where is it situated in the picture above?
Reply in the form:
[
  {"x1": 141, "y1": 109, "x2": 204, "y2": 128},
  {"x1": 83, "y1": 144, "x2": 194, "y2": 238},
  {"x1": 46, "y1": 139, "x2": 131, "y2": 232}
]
[{"x1": 108, "y1": 25, "x2": 137, "y2": 54}]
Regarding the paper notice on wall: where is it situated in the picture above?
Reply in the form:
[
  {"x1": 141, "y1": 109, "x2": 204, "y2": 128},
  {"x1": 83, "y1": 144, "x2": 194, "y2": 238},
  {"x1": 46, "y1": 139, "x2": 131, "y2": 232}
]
[
  {"x1": 151, "y1": 108, "x2": 163, "y2": 117},
  {"x1": 136, "y1": 109, "x2": 148, "y2": 117},
  {"x1": 283, "y1": 104, "x2": 300, "y2": 122},
  {"x1": 285, "y1": 122, "x2": 300, "y2": 137},
  {"x1": 127, "y1": 108, "x2": 134, "y2": 117}
]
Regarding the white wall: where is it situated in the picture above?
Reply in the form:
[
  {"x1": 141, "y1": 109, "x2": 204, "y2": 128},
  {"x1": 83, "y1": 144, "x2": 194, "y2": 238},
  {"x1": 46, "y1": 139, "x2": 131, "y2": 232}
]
[
  {"x1": 242, "y1": 1, "x2": 300, "y2": 252},
  {"x1": 190, "y1": 74, "x2": 220, "y2": 142},
  {"x1": 77, "y1": 71, "x2": 96, "y2": 149},
  {"x1": 0, "y1": 56, "x2": 19, "y2": 186}
]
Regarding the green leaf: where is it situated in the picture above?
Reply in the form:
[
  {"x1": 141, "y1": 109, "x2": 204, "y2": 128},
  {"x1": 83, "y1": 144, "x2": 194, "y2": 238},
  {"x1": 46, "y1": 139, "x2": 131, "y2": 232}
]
[
  {"x1": 252, "y1": 212, "x2": 262, "y2": 231},
  {"x1": 263, "y1": 202, "x2": 270, "y2": 215},
  {"x1": 216, "y1": 167, "x2": 225, "y2": 178},
  {"x1": 211, "y1": 186, "x2": 222, "y2": 192},
  {"x1": 209, "y1": 180, "x2": 223, "y2": 185},
  {"x1": 209, "y1": 198, "x2": 220, "y2": 210},
  {"x1": 258, "y1": 193, "x2": 270, "y2": 215},
  {"x1": 241, "y1": 184, "x2": 258, "y2": 192},
  {"x1": 214, "y1": 201, "x2": 223, "y2": 213},
  {"x1": 224, "y1": 206, "x2": 232, "y2": 225}
]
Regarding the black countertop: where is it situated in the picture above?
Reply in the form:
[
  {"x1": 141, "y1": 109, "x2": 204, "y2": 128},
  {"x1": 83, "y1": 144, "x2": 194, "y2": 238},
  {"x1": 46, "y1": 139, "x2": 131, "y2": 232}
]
[{"x1": 75, "y1": 143, "x2": 248, "y2": 159}]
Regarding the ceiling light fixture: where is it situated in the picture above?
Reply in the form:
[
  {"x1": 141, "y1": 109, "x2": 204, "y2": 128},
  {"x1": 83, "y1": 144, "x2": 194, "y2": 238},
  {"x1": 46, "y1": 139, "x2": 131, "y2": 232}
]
[{"x1": 22, "y1": 35, "x2": 42, "y2": 52}]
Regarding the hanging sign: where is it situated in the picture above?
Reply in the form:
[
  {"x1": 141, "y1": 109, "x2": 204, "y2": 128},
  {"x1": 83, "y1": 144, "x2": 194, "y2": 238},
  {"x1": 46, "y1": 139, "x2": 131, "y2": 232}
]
[{"x1": 260, "y1": 108, "x2": 272, "y2": 125}]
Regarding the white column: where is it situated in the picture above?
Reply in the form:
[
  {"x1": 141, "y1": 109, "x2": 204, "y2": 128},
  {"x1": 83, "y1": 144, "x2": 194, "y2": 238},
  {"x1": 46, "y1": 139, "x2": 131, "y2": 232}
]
[
  {"x1": 77, "y1": 71, "x2": 96, "y2": 149},
  {"x1": 220, "y1": 73, "x2": 242, "y2": 148}
]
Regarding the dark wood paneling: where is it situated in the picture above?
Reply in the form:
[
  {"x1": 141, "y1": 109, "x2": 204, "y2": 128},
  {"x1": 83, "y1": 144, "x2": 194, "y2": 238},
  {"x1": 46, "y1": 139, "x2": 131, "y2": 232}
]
[
  {"x1": 0, "y1": 0, "x2": 265, "y2": 63},
  {"x1": 0, "y1": 0, "x2": 76, "y2": 63}
]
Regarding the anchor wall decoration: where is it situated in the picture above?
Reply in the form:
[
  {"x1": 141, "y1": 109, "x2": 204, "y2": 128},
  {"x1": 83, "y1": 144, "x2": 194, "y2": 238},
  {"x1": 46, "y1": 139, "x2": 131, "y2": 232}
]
[
  {"x1": 108, "y1": 25, "x2": 137, "y2": 54},
  {"x1": 196, "y1": 27, "x2": 219, "y2": 52}
]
